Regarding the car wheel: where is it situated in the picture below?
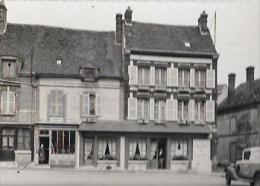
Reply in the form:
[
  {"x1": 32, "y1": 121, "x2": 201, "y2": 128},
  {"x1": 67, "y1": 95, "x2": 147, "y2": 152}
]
[
  {"x1": 226, "y1": 171, "x2": 231, "y2": 185},
  {"x1": 254, "y1": 173, "x2": 260, "y2": 186}
]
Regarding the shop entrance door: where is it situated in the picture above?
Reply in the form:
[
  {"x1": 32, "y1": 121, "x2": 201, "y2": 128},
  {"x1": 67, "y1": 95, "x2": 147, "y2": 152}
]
[
  {"x1": 151, "y1": 138, "x2": 167, "y2": 169},
  {"x1": 39, "y1": 137, "x2": 49, "y2": 164}
]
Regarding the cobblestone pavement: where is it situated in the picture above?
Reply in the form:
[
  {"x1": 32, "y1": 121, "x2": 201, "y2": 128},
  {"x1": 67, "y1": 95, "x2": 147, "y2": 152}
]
[{"x1": 0, "y1": 168, "x2": 249, "y2": 186}]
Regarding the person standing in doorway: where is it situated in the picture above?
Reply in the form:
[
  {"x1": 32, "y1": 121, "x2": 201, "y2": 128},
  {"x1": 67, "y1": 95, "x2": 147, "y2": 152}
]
[
  {"x1": 159, "y1": 148, "x2": 164, "y2": 169},
  {"x1": 39, "y1": 144, "x2": 45, "y2": 164}
]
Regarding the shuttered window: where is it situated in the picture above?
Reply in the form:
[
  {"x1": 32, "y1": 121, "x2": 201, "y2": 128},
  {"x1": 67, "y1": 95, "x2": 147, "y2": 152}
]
[
  {"x1": 178, "y1": 69, "x2": 190, "y2": 87},
  {"x1": 2, "y1": 60, "x2": 17, "y2": 79},
  {"x1": 155, "y1": 68, "x2": 166, "y2": 87},
  {"x1": 194, "y1": 101, "x2": 206, "y2": 122},
  {"x1": 49, "y1": 90, "x2": 65, "y2": 117},
  {"x1": 154, "y1": 100, "x2": 166, "y2": 121},
  {"x1": 137, "y1": 99, "x2": 149, "y2": 120},
  {"x1": 177, "y1": 100, "x2": 189, "y2": 120},
  {"x1": 82, "y1": 93, "x2": 102, "y2": 117},
  {"x1": 1, "y1": 90, "x2": 16, "y2": 115},
  {"x1": 138, "y1": 67, "x2": 150, "y2": 85},
  {"x1": 195, "y1": 69, "x2": 206, "y2": 87}
]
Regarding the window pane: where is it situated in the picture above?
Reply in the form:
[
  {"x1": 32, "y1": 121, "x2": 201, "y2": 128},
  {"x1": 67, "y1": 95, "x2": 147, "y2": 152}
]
[
  {"x1": 89, "y1": 94, "x2": 96, "y2": 116},
  {"x1": 178, "y1": 70, "x2": 183, "y2": 86},
  {"x1": 58, "y1": 131, "x2": 63, "y2": 153},
  {"x1": 184, "y1": 70, "x2": 190, "y2": 87},
  {"x1": 178, "y1": 101, "x2": 182, "y2": 120},
  {"x1": 200, "y1": 102, "x2": 205, "y2": 120},
  {"x1": 144, "y1": 68, "x2": 150, "y2": 85},
  {"x1": 85, "y1": 138, "x2": 94, "y2": 160},
  {"x1": 154, "y1": 100, "x2": 159, "y2": 120},
  {"x1": 160, "y1": 101, "x2": 166, "y2": 120},
  {"x1": 9, "y1": 137, "x2": 14, "y2": 147},
  {"x1": 137, "y1": 100, "x2": 142, "y2": 119},
  {"x1": 138, "y1": 68, "x2": 143, "y2": 85},
  {"x1": 195, "y1": 70, "x2": 199, "y2": 87},
  {"x1": 64, "y1": 131, "x2": 70, "y2": 154},
  {"x1": 2, "y1": 136, "x2": 7, "y2": 146},
  {"x1": 70, "y1": 131, "x2": 75, "y2": 153},
  {"x1": 195, "y1": 102, "x2": 199, "y2": 120},
  {"x1": 24, "y1": 136, "x2": 30, "y2": 150},
  {"x1": 200, "y1": 71, "x2": 206, "y2": 87},
  {"x1": 52, "y1": 131, "x2": 57, "y2": 154},
  {"x1": 183, "y1": 101, "x2": 189, "y2": 120},
  {"x1": 161, "y1": 69, "x2": 166, "y2": 85},
  {"x1": 155, "y1": 69, "x2": 160, "y2": 85},
  {"x1": 2, "y1": 129, "x2": 7, "y2": 135},
  {"x1": 144, "y1": 99, "x2": 149, "y2": 120}
]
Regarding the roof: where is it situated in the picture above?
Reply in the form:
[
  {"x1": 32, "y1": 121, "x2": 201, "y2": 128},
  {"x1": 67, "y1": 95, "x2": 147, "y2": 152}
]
[
  {"x1": 79, "y1": 120, "x2": 211, "y2": 134},
  {"x1": 0, "y1": 24, "x2": 122, "y2": 78},
  {"x1": 124, "y1": 21, "x2": 218, "y2": 56},
  {"x1": 217, "y1": 84, "x2": 227, "y2": 94},
  {"x1": 218, "y1": 78, "x2": 260, "y2": 112}
]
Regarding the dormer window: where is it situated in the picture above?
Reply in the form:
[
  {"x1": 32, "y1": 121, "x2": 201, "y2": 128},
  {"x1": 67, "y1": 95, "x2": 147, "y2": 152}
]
[
  {"x1": 56, "y1": 59, "x2": 62, "y2": 66},
  {"x1": 184, "y1": 42, "x2": 191, "y2": 48},
  {"x1": 80, "y1": 66, "x2": 99, "y2": 81},
  {"x1": 2, "y1": 60, "x2": 17, "y2": 79}
]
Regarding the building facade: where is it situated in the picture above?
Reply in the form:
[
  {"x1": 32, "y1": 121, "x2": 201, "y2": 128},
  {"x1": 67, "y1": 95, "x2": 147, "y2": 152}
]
[
  {"x1": 0, "y1": 3, "x2": 219, "y2": 173},
  {"x1": 217, "y1": 67, "x2": 260, "y2": 165}
]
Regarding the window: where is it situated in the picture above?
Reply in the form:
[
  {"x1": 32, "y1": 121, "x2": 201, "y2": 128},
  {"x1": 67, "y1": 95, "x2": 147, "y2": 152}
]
[
  {"x1": 243, "y1": 151, "x2": 251, "y2": 160},
  {"x1": 84, "y1": 68, "x2": 96, "y2": 78},
  {"x1": 2, "y1": 60, "x2": 17, "y2": 79},
  {"x1": 50, "y1": 90, "x2": 64, "y2": 117},
  {"x1": 155, "y1": 68, "x2": 166, "y2": 86},
  {"x1": 137, "y1": 99, "x2": 149, "y2": 120},
  {"x1": 1, "y1": 89, "x2": 16, "y2": 115},
  {"x1": 171, "y1": 139, "x2": 188, "y2": 160},
  {"x1": 51, "y1": 130, "x2": 75, "y2": 154},
  {"x1": 84, "y1": 137, "x2": 94, "y2": 161},
  {"x1": 56, "y1": 59, "x2": 62, "y2": 65},
  {"x1": 178, "y1": 69, "x2": 190, "y2": 87},
  {"x1": 178, "y1": 100, "x2": 189, "y2": 120},
  {"x1": 1, "y1": 128, "x2": 15, "y2": 150},
  {"x1": 17, "y1": 129, "x2": 31, "y2": 150},
  {"x1": 82, "y1": 93, "x2": 102, "y2": 117},
  {"x1": 138, "y1": 67, "x2": 150, "y2": 85},
  {"x1": 230, "y1": 117, "x2": 237, "y2": 134},
  {"x1": 98, "y1": 138, "x2": 116, "y2": 160},
  {"x1": 129, "y1": 138, "x2": 146, "y2": 160},
  {"x1": 195, "y1": 69, "x2": 206, "y2": 87},
  {"x1": 195, "y1": 101, "x2": 205, "y2": 121},
  {"x1": 154, "y1": 100, "x2": 166, "y2": 121}
]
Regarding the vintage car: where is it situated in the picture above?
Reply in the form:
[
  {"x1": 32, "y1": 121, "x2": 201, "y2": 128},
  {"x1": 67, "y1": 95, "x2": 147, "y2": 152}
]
[{"x1": 225, "y1": 146, "x2": 260, "y2": 186}]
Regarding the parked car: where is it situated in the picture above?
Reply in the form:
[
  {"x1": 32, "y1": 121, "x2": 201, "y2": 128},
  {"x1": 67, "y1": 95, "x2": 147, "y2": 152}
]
[{"x1": 225, "y1": 146, "x2": 260, "y2": 186}]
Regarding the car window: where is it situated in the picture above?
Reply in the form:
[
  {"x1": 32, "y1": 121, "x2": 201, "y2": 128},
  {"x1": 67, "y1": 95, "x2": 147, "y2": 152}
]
[{"x1": 243, "y1": 151, "x2": 251, "y2": 160}]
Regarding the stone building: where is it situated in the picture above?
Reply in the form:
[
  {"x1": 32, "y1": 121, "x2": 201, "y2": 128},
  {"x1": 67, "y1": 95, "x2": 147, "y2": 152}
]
[
  {"x1": 0, "y1": 3, "x2": 219, "y2": 173},
  {"x1": 217, "y1": 67, "x2": 260, "y2": 164}
]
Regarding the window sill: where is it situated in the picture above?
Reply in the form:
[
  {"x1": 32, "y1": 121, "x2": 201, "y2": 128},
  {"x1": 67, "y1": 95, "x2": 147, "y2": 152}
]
[
  {"x1": 194, "y1": 121, "x2": 206, "y2": 125},
  {"x1": 155, "y1": 120, "x2": 166, "y2": 124},
  {"x1": 83, "y1": 116, "x2": 97, "y2": 123},
  {"x1": 138, "y1": 85, "x2": 150, "y2": 91},
  {"x1": 0, "y1": 113, "x2": 16, "y2": 116},
  {"x1": 154, "y1": 86, "x2": 167, "y2": 92}
]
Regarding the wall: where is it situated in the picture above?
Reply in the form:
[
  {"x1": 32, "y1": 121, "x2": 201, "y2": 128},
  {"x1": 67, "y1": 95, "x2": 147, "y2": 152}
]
[{"x1": 37, "y1": 78, "x2": 124, "y2": 124}]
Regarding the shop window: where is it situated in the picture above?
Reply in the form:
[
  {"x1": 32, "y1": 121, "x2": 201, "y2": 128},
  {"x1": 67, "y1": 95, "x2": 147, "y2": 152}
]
[
  {"x1": 1, "y1": 128, "x2": 15, "y2": 150},
  {"x1": 2, "y1": 60, "x2": 17, "y2": 79},
  {"x1": 51, "y1": 130, "x2": 75, "y2": 154},
  {"x1": 129, "y1": 138, "x2": 146, "y2": 160},
  {"x1": 178, "y1": 100, "x2": 189, "y2": 120},
  {"x1": 1, "y1": 89, "x2": 16, "y2": 115},
  {"x1": 178, "y1": 69, "x2": 190, "y2": 87},
  {"x1": 137, "y1": 99, "x2": 149, "y2": 120},
  {"x1": 155, "y1": 68, "x2": 166, "y2": 87},
  {"x1": 138, "y1": 67, "x2": 150, "y2": 85},
  {"x1": 98, "y1": 138, "x2": 116, "y2": 160},
  {"x1": 154, "y1": 100, "x2": 166, "y2": 122},
  {"x1": 17, "y1": 129, "x2": 31, "y2": 150},
  {"x1": 82, "y1": 93, "x2": 102, "y2": 117},
  {"x1": 195, "y1": 69, "x2": 206, "y2": 87},
  {"x1": 49, "y1": 90, "x2": 65, "y2": 117},
  {"x1": 195, "y1": 101, "x2": 205, "y2": 121},
  {"x1": 84, "y1": 137, "x2": 94, "y2": 161},
  {"x1": 171, "y1": 139, "x2": 188, "y2": 160}
]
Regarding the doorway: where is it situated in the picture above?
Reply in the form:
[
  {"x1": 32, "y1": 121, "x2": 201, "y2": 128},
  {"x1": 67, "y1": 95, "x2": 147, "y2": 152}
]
[
  {"x1": 39, "y1": 137, "x2": 49, "y2": 164},
  {"x1": 151, "y1": 138, "x2": 167, "y2": 169}
]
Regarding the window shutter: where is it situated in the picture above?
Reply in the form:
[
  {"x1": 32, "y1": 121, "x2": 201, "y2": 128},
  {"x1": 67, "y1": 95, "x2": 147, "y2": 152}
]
[
  {"x1": 1, "y1": 91, "x2": 8, "y2": 113},
  {"x1": 167, "y1": 68, "x2": 172, "y2": 87},
  {"x1": 96, "y1": 95, "x2": 102, "y2": 116},
  {"x1": 166, "y1": 99, "x2": 174, "y2": 121},
  {"x1": 128, "y1": 65, "x2": 138, "y2": 85},
  {"x1": 188, "y1": 99, "x2": 195, "y2": 121},
  {"x1": 50, "y1": 91, "x2": 56, "y2": 116},
  {"x1": 8, "y1": 91, "x2": 15, "y2": 114},
  {"x1": 47, "y1": 94, "x2": 51, "y2": 121},
  {"x1": 83, "y1": 94, "x2": 89, "y2": 116},
  {"x1": 206, "y1": 100, "x2": 215, "y2": 122},
  {"x1": 172, "y1": 99, "x2": 177, "y2": 121},
  {"x1": 80, "y1": 95, "x2": 83, "y2": 118},
  {"x1": 150, "y1": 66, "x2": 155, "y2": 86},
  {"x1": 190, "y1": 68, "x2": 195, "y2": 87},
  {"x1": 128, "y1": 97, "x2": 137, "y2": 120},
  {"x1": 206, "y1": 69, "x2": 215, "y2": 89},
  {"x1": 172, "y1": 68, "x2": 178, "y2": 87},
  {"x1": 150, "y1": 98, "x2": 154, "y2": 120}
]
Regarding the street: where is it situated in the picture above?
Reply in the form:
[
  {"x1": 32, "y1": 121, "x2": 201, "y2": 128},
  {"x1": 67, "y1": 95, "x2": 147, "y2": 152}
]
[{"x1": 0, "y1": 168, "x2": 249, "y2": 186}]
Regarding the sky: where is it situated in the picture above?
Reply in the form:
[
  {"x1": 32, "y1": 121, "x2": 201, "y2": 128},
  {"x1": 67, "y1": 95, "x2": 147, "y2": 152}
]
[{"x1": 4, "y1": 0, "x2": 260, "y2": 87}]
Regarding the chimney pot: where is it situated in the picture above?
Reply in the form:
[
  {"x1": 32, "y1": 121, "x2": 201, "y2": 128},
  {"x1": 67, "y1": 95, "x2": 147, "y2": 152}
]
[
  {"x1": 124, "y1": 6, "x2": 133, "y2": 24},
  {"x1": 198, "y1": 10, "x2": 208, "y2": 34},
  {"x1": 246, "y1": 66, "x2": 255, "y2": 92},
  {"x1": 228, "y1": 73, "x2": 236, "y2": 101}
]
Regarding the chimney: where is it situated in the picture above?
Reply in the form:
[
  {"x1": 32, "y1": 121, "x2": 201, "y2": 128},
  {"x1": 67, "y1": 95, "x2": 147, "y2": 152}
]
[
  {"x1": 0, "y1": 0, "x2": 7, "y2": 35},
  {"x1": 228, "y1": 73, "x2": 236, "y2": 101},
  {"x1": 115, "y1": 13, "x2": 122, "y2": 44},
  {"x1": 246, "y1": 66, "x2": 254, "y2": 92},
  {"x1": 198, "y1": 10, "x2": 208, "y2": 34},
  {"x1": 124, "y1": 6, "x2": 133, "y2": 25}
]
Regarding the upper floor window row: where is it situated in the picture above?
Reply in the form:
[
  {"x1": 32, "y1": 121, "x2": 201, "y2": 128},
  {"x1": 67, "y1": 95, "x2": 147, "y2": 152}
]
[{"x1": 128, "y1": 65, "x2": 215, "y2": 89}]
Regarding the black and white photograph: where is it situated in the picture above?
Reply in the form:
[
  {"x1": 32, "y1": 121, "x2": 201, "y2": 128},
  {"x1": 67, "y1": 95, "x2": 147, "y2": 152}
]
[{"x1": 0, "y1": 0, "x2": 259, "y2": 185}]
